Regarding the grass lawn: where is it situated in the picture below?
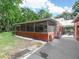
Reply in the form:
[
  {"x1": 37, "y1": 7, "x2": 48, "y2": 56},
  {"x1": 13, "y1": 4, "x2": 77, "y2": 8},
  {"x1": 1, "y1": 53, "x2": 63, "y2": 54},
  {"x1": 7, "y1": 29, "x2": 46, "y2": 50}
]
[
  {"x1": 0, "y1": 32, "x2": 43, "y2": 59},
  {"x1": 0, "y1": 32, "x2": 32, "y2": 59}
]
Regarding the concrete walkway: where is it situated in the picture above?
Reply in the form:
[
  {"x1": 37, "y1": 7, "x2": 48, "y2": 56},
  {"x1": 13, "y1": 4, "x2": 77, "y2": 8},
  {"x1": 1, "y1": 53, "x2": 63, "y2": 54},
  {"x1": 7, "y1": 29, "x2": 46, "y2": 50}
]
[{"x1": 27, "y1": 37, "x2": 79, "y2": 59}]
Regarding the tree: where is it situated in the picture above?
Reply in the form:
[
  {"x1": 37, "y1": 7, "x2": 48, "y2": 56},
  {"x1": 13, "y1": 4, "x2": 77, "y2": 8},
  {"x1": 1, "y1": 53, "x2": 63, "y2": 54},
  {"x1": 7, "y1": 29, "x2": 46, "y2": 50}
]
[
  {"x1": 20, "y1": 8, "x2": 52, "y2": 21},
  {"x1": 73, "y1": 0, "x2": 79, "y2": 12},
  {"x1": 0, "y1": 0, "x2": 22, "y2": 32},
  {"x1": 56, "y1": 11, "x2": 74, "y2": 20},
  {"x1": 38, "y1": 9, "x2": 52, "y2": 19},
  {"x1": 20, "y1": 8, "x2": 39, "y2": 21},
  {"x1": 72, "y1": 0, "x2": 79, "y2": 17}
]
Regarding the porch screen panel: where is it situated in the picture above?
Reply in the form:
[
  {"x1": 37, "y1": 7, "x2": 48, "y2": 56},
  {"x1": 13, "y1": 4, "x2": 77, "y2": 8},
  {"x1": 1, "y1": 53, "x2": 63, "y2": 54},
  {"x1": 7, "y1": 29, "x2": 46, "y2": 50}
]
[
  {"x1": 21, "y1": 24, "x2": 25, "y2": 31},
  {"x1": 26, "y1": 23, "x2": 34, "y2": 32},
  {"x1": 16, "y1": 25, "x2": 21, "y2": 31},
  {"x1": 35, "y1": 22, "x2": 47, "y2": 32}
]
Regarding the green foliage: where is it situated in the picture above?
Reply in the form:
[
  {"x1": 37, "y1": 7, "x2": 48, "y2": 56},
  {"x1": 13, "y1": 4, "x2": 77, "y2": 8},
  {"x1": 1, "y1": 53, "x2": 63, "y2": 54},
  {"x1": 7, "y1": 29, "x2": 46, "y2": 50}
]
[
  {"x1": 20, "y1": 8, "x2": 39, "y2": 21},
  {"x1": 73, "y1": 0, "x2": 79, "y2": 12},
  {"x1": 20, "y1": 8, "x2": 52, "y2": 21},
  {"x1": 72, "y1": 0, "x2": 79, "y2": 17},
  {"x1": 56, "y1": 11, "x2": 74, "y2": 20},
  {"x1": 0, "y1": 0, "x2": 22, "y2": 32},
  {"x1": 38, "y1": 9, "x2": 52, "y2": 19}
]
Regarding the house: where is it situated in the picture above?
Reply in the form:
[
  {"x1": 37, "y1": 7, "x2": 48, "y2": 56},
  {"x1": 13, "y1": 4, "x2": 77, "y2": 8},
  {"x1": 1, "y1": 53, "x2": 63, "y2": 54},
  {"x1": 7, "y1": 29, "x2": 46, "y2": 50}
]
[
  {"x1": 73, "y1": 14, "x2": 79, "y2": 41},
  {"x1": 15, "y1": 18, "x2": 65, "y2": 42},
  {"x1": 15, "y1": 18, "x2": 57, "y2": 42},
  {"x1": 55, "y1": 18, "x2": 74, "y2": 35},
  {"x1": 54, "y1": 21, "x2": 64, "y2": 39}
]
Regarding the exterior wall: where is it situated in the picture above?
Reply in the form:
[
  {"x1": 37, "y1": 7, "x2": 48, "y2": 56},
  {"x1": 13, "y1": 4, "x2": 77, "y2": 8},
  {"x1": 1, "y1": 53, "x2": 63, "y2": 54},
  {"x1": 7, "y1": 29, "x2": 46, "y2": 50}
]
[
  {"x1": 74, "y1": 21, "x2": 79, "y2": 41},
  {"x1": 54, "y1": 22, "x2": 63, "y2": 39},
  {"x1": 47, "y1": 21, "x2": 56, "y2": 42},
  {"x1": 74, "y1": 23, "x2": 77, "y2": 40},
  {"x1": 16, "y1": 32, "x2": 48, "y2": 41},
  {"x1": 48, "y1": 32, "x2": 55, "y2": 42}
]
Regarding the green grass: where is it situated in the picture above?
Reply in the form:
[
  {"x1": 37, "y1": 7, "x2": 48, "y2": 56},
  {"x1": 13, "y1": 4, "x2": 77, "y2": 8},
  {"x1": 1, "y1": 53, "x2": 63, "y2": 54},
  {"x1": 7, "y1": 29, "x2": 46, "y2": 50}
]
[
  {"x1": 0, "y1": 32, "x2": 15, "y2": 46},
  {"x1": 0, "y1": 32, "x2": 43, "y2": 59},
  {"x1": 0, "y1": 32, "x2": 31, "y2": 59},
  {"x1": 0, "y1": 32, "x2": 15, "y2": 59}
]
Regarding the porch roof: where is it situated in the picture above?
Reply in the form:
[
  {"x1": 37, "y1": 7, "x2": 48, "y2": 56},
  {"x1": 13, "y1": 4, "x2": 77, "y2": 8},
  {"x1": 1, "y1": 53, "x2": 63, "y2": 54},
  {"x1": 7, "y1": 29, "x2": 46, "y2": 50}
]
[{"x1": 14, "y1": 18, "x2": 57, "y2": 25}]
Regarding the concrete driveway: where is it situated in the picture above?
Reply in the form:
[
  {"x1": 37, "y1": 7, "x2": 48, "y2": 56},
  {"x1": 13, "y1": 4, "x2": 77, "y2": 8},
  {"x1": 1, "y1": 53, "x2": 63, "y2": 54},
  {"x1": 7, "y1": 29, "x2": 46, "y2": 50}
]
[{"x1": 27, "y1": 37, "x2": 79, "y2": 59}]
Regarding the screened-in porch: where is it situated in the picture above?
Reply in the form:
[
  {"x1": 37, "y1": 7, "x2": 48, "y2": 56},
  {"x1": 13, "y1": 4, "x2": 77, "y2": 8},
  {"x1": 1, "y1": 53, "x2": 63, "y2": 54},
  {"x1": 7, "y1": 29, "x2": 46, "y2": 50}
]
[
  {"x1": 15, "y1": 19, "x2": 57, "y2": 41},
  {"x1": 16, "y1": 20, "x2": 56, "y2": 33}
]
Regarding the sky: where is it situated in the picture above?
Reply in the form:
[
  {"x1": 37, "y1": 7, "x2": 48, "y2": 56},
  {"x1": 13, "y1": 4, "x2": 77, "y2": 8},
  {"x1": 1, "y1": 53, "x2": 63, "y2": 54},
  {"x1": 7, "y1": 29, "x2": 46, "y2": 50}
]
[
  {"x1": 50, "y1": 0, "x2": 77, "y2": 8},
  {"x1": 20, "y1": 0, "x2": 77, "y2": 16}
]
